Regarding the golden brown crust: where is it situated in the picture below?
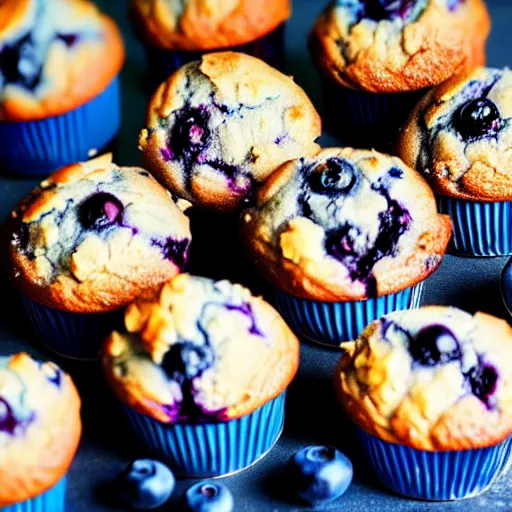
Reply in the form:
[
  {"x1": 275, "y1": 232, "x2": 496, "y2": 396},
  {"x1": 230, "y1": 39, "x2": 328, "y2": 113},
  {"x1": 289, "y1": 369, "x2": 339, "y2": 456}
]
[
  {"x1": 131, "y1": 0, "x2": 290, "y2": 51},
  {"x1": 309, "y1": 0, "x2": 489, "y2": 93}
]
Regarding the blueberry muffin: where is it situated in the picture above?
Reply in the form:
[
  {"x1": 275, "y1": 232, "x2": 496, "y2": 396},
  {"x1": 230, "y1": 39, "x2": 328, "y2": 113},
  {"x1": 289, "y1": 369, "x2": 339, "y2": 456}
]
[
  {"x1": 102, "y1": 273, "x2": 299, "y2": 476},
  {"x1": 336, "y1": 306, "x2": 512, "y2": 499},
  {"x1": 131, "y1": 0, "x2": 290, "y2": 87},
  {"x1": 242, "y1": 148, "x2": 452, "y2": 345},
  {"x1": 309, "y1": 0, "x2": 490, "y2": 150},
  {"x1": 9, "y1": 154, "x2": 191, "y2": 358},
  {"x1": 0, "y1": 0, "x2": 125, "y2": 174},
  {"x1": 0, "y1": 353, "x2": 81, "y2": 511},
  {"x1": 138, "y1": 51, "x2": 321, "y2": 212},
  {"x1": 398, "y1": 67, "x2": 512, "y2": 256}
]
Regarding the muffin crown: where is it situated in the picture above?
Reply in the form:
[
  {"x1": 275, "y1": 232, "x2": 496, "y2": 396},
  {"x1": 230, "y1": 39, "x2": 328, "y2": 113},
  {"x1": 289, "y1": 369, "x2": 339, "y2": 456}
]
[
  {"x1": 399, "y1": 67, "x2": 512, "y2": 201},
  {"x1": 9, "y1": 154, "x2": 191, "y2": 313},
  {"x1": 102, "y1": 273, "x2": 299, "y2": 423},
  {"x1": 0, "y1": 353, "x2": 81, "y2": 507},
  {"x1": 139, "y1": 51, "x2": 321, "y2": 212},
  {"x1": 131, "y1": 0, "x2": 290, "y2": 51},
  {"x1": 309, "y1": 0, "x2": 489, "y2": 92},
  {"x1": 336, "y1": 306, "x2": 512, "y2": 451},
  {"x1": 242, "y1": 148, "x2": 451, "y2": 301},
  {"x1": 0, "y1": 0, "x2": 124, "y2": 121}
]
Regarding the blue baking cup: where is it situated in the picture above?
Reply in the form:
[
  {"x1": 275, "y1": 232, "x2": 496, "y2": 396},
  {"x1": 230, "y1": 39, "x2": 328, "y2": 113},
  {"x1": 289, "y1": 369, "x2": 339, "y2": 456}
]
[
  {"x1": 437, "y1": 195, "x2": 512, "y2": 257},
  {"x1": 358, "y1": 429, "x2": 512, "y2": 500},
  {"x1": 145, "y1": 25, "x2": 285, "y2": 91},
  {"x1": 0, "y1": 76, "x2": 121, "y2": 176},
  {"x1": 2, "y1": 477, "x2": 66, "y2": 512},
  {"x1": 121, "y1": 392, "x2": 286, "y2": 478},
  {"x1": 274, "y1": 283, "x2": 423, "y2": 347},
  {"x1": 19, "y1": 294, "x2": 123, "y2": 360}
]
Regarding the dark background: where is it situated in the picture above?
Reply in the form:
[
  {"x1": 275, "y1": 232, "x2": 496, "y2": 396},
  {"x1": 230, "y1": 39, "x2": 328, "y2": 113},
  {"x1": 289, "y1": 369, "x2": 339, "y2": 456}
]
[{"x1": 1, "y1": 0, "x2": 512, "y2": 510}]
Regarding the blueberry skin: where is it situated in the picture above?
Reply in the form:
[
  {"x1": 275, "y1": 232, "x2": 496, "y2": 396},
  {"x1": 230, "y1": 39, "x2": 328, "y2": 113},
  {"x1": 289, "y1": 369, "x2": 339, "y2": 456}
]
[
  {"x1": 117, "y1": 459, "x2": 175, "y2": 510},
  {"x1": 454, "y1": 98, "x2": 501, "y2": 140},
  {"x1": 184, "y1": 482, "x2": 234, "y2": 512},
  {"x1": 288, "y1": 446, "x2": 353, "y2": 505}
]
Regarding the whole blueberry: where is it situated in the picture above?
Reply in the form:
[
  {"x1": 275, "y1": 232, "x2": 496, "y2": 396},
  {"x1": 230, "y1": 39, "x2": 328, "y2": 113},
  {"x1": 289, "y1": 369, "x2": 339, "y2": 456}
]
[
  {"x1": 116, "y1": 459, "x2": 175, "y2": 510},
  {"x1": 409, "y1": 325, "x2": 460, "y2": 367},
  {"x1": 454, "y1": 98, "x2": 501, "y2": 140},
  {"x1": 170, "y1": 107, "x2": 210, "y2": 159},
  {"x1": 79, "y1": 192, "x2": 123, "y2": 230},
  {"x1": 467, "y1": 363, "x2": 498, "y2": 405},
  {"x1": 288, "y1": 445, "x2": 353, "y2": 505},
  {"x1": 309, "y1": 158, "x2": 357, "y2": 195},
  {"x1": 184, "y1": 482, "x2": 234, "y2": 512}
]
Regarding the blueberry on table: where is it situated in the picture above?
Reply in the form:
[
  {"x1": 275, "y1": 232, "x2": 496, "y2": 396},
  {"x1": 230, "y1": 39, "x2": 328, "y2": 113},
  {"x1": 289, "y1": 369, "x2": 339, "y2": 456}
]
[
  {"x1": 454, "y1": 98, "x2": 501, "y2": 140},
  {"x1": 288, "y1": 445, "x2": 353, "y2": 505},
  {"x1": 117, "y1": 459, "x2": 175, "y2": 510},
  {"x1": 184, "y1": 482, "x2": 234, "y2": 512}
]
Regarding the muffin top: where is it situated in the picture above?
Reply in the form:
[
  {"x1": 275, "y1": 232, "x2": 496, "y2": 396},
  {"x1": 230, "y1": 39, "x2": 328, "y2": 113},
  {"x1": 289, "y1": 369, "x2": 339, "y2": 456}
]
[
  {"x1": 309, "y1": 0, "x2": 489, "y2": 93},
  {"x1": 242, "y1": 148, "x2": 452, "y2": 302},
  {"x1": 0, "y1": 353, "x2": 81, "y2": 507},
  {"x1": 336, "y1": 307, "x2": 512, "y2": 451},
  {"x1": 138, "y1": 52, "x2": 321, "y2": 212},
  {"x1": 0, "y1": 0, "x2": 124, "y2": 121},
  {"x1": 399, "y1": 67, "x2": 512, "y2": 201},
  {"x1": 102, "y1": 273, "x2": 299, "y2": 423},
  {"x1": 9, "y1": 154, "x2": 191, "y2": 313},
  {"x1": 131, "y1": 0, "x2": 290, "y2": 51}
]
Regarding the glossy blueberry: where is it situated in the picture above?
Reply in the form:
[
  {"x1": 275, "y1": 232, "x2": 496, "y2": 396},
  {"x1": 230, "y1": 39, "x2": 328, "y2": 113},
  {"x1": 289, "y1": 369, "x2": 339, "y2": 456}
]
[
  {"x1": 117, "y1": 459, "x2": 175, "y2": 510},
  {"x1": 467, "y1": 363, "x2": 498, "y2": 405},
  {"x1": 184, "y1": 482, "x2": 234, "y2": 512},
  {"x1": 309, "y1": 158, "x2": 357, "y2": 195},
  {"x1": 454, "y1": 98, "x2": 501, "y2": 140},
  {"x1": 409, "y1": 325, "x2": 460, "y2": 367},
  {"x1": 288, "y1": 446, "x2": 353, "y2": 505},
  {"x1": 162, "y1": 342, "x2": 214, "y2": 382},
  {"x1": 170, "y1": 107, "x2": 210, "y2": 159},
  {"x1": 79, "y1": 193, "x2": 123, "y2": 230}
]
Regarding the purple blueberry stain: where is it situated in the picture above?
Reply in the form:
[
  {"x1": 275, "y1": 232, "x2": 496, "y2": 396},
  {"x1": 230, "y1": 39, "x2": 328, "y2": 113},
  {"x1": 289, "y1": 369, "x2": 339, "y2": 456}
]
[
  {"x1": 160, "y1": 148, "x2": 173, "y2": 162},
  {"x1": 0, "y1": 33, "x2": 42, "y2": 90},
  {"x1": 57, "y1": 34, "x2": 79, "y2": 47},
  {"x1": 0, "y1": 397, "x2": 34, "y2": 435},
  {"x1": 226, "y1": 302, "x2": 263, "y2": 336},
  {"x1": 152, "y1": 237, "x2": 190, "y2": 269},
  {"x1": 338, "y1": 0, "x2": 427, "y2": 23},
  {"x1": 79, "y1": 192, "x2": 124, "y2": 231}
]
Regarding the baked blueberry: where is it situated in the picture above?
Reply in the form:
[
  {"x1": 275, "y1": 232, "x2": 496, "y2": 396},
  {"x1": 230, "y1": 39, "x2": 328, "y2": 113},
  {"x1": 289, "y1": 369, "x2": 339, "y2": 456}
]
[
  {"x1": 0, "y1": 398, "x2": 17, "y2": 435},
  {"x1": 309, "y1": 159, "x2": 357, "y2": 195},
  {"x1": 169, "y1": 107, "x2": 210, "y2": 162},
  {"x1": 162, "y1": 342, "x2": 214, "y2": 382},
  {"x1": 467, "y1": 363, "x2": 498, "y2": 405},
  {"x1": 0, "y1": 33, "x2": 42, "y2": 90},
  {"x1": 288, "y1": 445, "x2": 353, "y2": 505},
  {"x1": 117, "y1": 459, "x2": 175, "y2": 510},
  {"x1": 409, "y1": 325, "x2": 460, "y2": 367},
  {"x1": 184, "y1": 482, "x2": 234, "y2": 512},
  {"x1": 454, "y1": 98, "x2": 501, "y2": 140},
  {"x1": 79, "y1": 192, "x2": 123, "y2": 230}
]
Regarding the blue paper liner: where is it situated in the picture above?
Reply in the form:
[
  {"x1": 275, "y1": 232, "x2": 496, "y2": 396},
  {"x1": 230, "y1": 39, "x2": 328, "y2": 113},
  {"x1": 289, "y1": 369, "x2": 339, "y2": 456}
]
[
  {"x1": 437, "y1": 196, "x2": 512, "y2": 257},
  {"x1": 0, "y1": 76, "x2": 121, "y2": 176},
  {"x1": 3, "y1": 477, "x2": 66, "y2": 512},
  {"x1": 121, "y1": 392, "x2": 286, "y2": 478},
  {"x1": 358, "y1": 429, "x2": 512, "y2": 501},
  {"x1": 322, "y1": 78, "x2": 427, "y2": 152},
  {"x1": 274, "y1": 283, "x2": 423, "y2": 347},
  {"x1": 19, "y1": 294, "x2": 123, "y2": 361},
  {"x1": 145, "y1": 25, "x2": 285, "y2": 91}
]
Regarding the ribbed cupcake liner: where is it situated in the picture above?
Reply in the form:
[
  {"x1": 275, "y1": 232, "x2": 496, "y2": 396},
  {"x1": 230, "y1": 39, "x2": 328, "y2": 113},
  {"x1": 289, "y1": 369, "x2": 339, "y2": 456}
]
[
  {"x1": 121, "y1": 392, "x2": 286, "y2": 478},
  {"x1": 437, "y1": 196, "x2": 512, "y2": 257},
  {"x1": 145, "y1": 25, "x2": 285, "y2": 91},
  {"x1": 19, "y1": 294, "x2": 123, "y2": 361},
  {"x1": 0, "y1": 76, "x2": 121, "y2": 176},
  {"x1": 358, "y1": 429, "x2": 512, "y2": 501},
  {"x1": 274, "y1": 283, "x2": 423, "y2": 347},
  {"x1": 3, "y1": 477, "x2": 66, "y2": 512},
  {"x1": 322, "y1": 78, "x2": 426, "y2": 152}
]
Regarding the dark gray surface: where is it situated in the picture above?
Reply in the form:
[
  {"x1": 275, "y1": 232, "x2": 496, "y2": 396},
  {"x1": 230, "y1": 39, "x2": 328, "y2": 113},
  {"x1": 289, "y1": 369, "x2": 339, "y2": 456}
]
[{"x1": 1, "y1": 1, "x2": 512, "y2": 510}]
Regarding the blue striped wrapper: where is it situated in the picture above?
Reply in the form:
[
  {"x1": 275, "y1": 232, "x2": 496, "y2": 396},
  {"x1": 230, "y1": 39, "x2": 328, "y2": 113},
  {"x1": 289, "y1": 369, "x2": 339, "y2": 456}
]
[
  {"x1": 322, "y1": 78, "x2": 427, "y2": 152},
  {"x1": 2, "y1": 477, "x2": 66, "y2": 512},
  {"x1": 121, "y1": 392, "x2": 286, "y2": 478},
  {"x1": 359, "y1": 429, "x2": 512, "y2": 501},
  {"x1": 145, "y1": 25, "x2": 285, "y2": 91},
  {"x1": 0, "y1": 76, "x2": 121, "y2": 176},
  {"x1": 437, "y1": 196, "x2": 512, "y2": 257},
  {"x1": 274, "y1": 283, "x2": 423, "y2": 347},
  {"x1": 19, "y1": 294, "x2": 123, "y2": 361}
]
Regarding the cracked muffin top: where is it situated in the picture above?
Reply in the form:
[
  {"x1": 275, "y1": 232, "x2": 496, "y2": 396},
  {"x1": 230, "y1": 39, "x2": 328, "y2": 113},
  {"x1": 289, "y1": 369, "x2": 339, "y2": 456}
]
[
  {"x1": 0, "y1": 0, "x2": 124, "y2": 121},
  {"x1": 138, "y1": 52, "x2": 321, "y2": 212},
  {"x1": 9, "y1": 154, "x2": 191, "y2": 313},
  {"x1": 398, "y1": 67, "x2": 512, "y2": 201},
  {"x1": 336, "y1": 306, "x2": 512, "y2": 451},
  {"x1": 0, "y1": 353, "x2": 81, "y2": 507},
  {"x1": 102, "y1": 274, "x2": 299, "y2": 423},
  {"x1": 242, "y1": 148, "x2": 452, "y2": 302},
  {"x1": 131, "y1": 0, "x2": 290, "y2": 51},
  {"x1": 309, "y1": 0, "x2": 489, "y2": 93}
]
